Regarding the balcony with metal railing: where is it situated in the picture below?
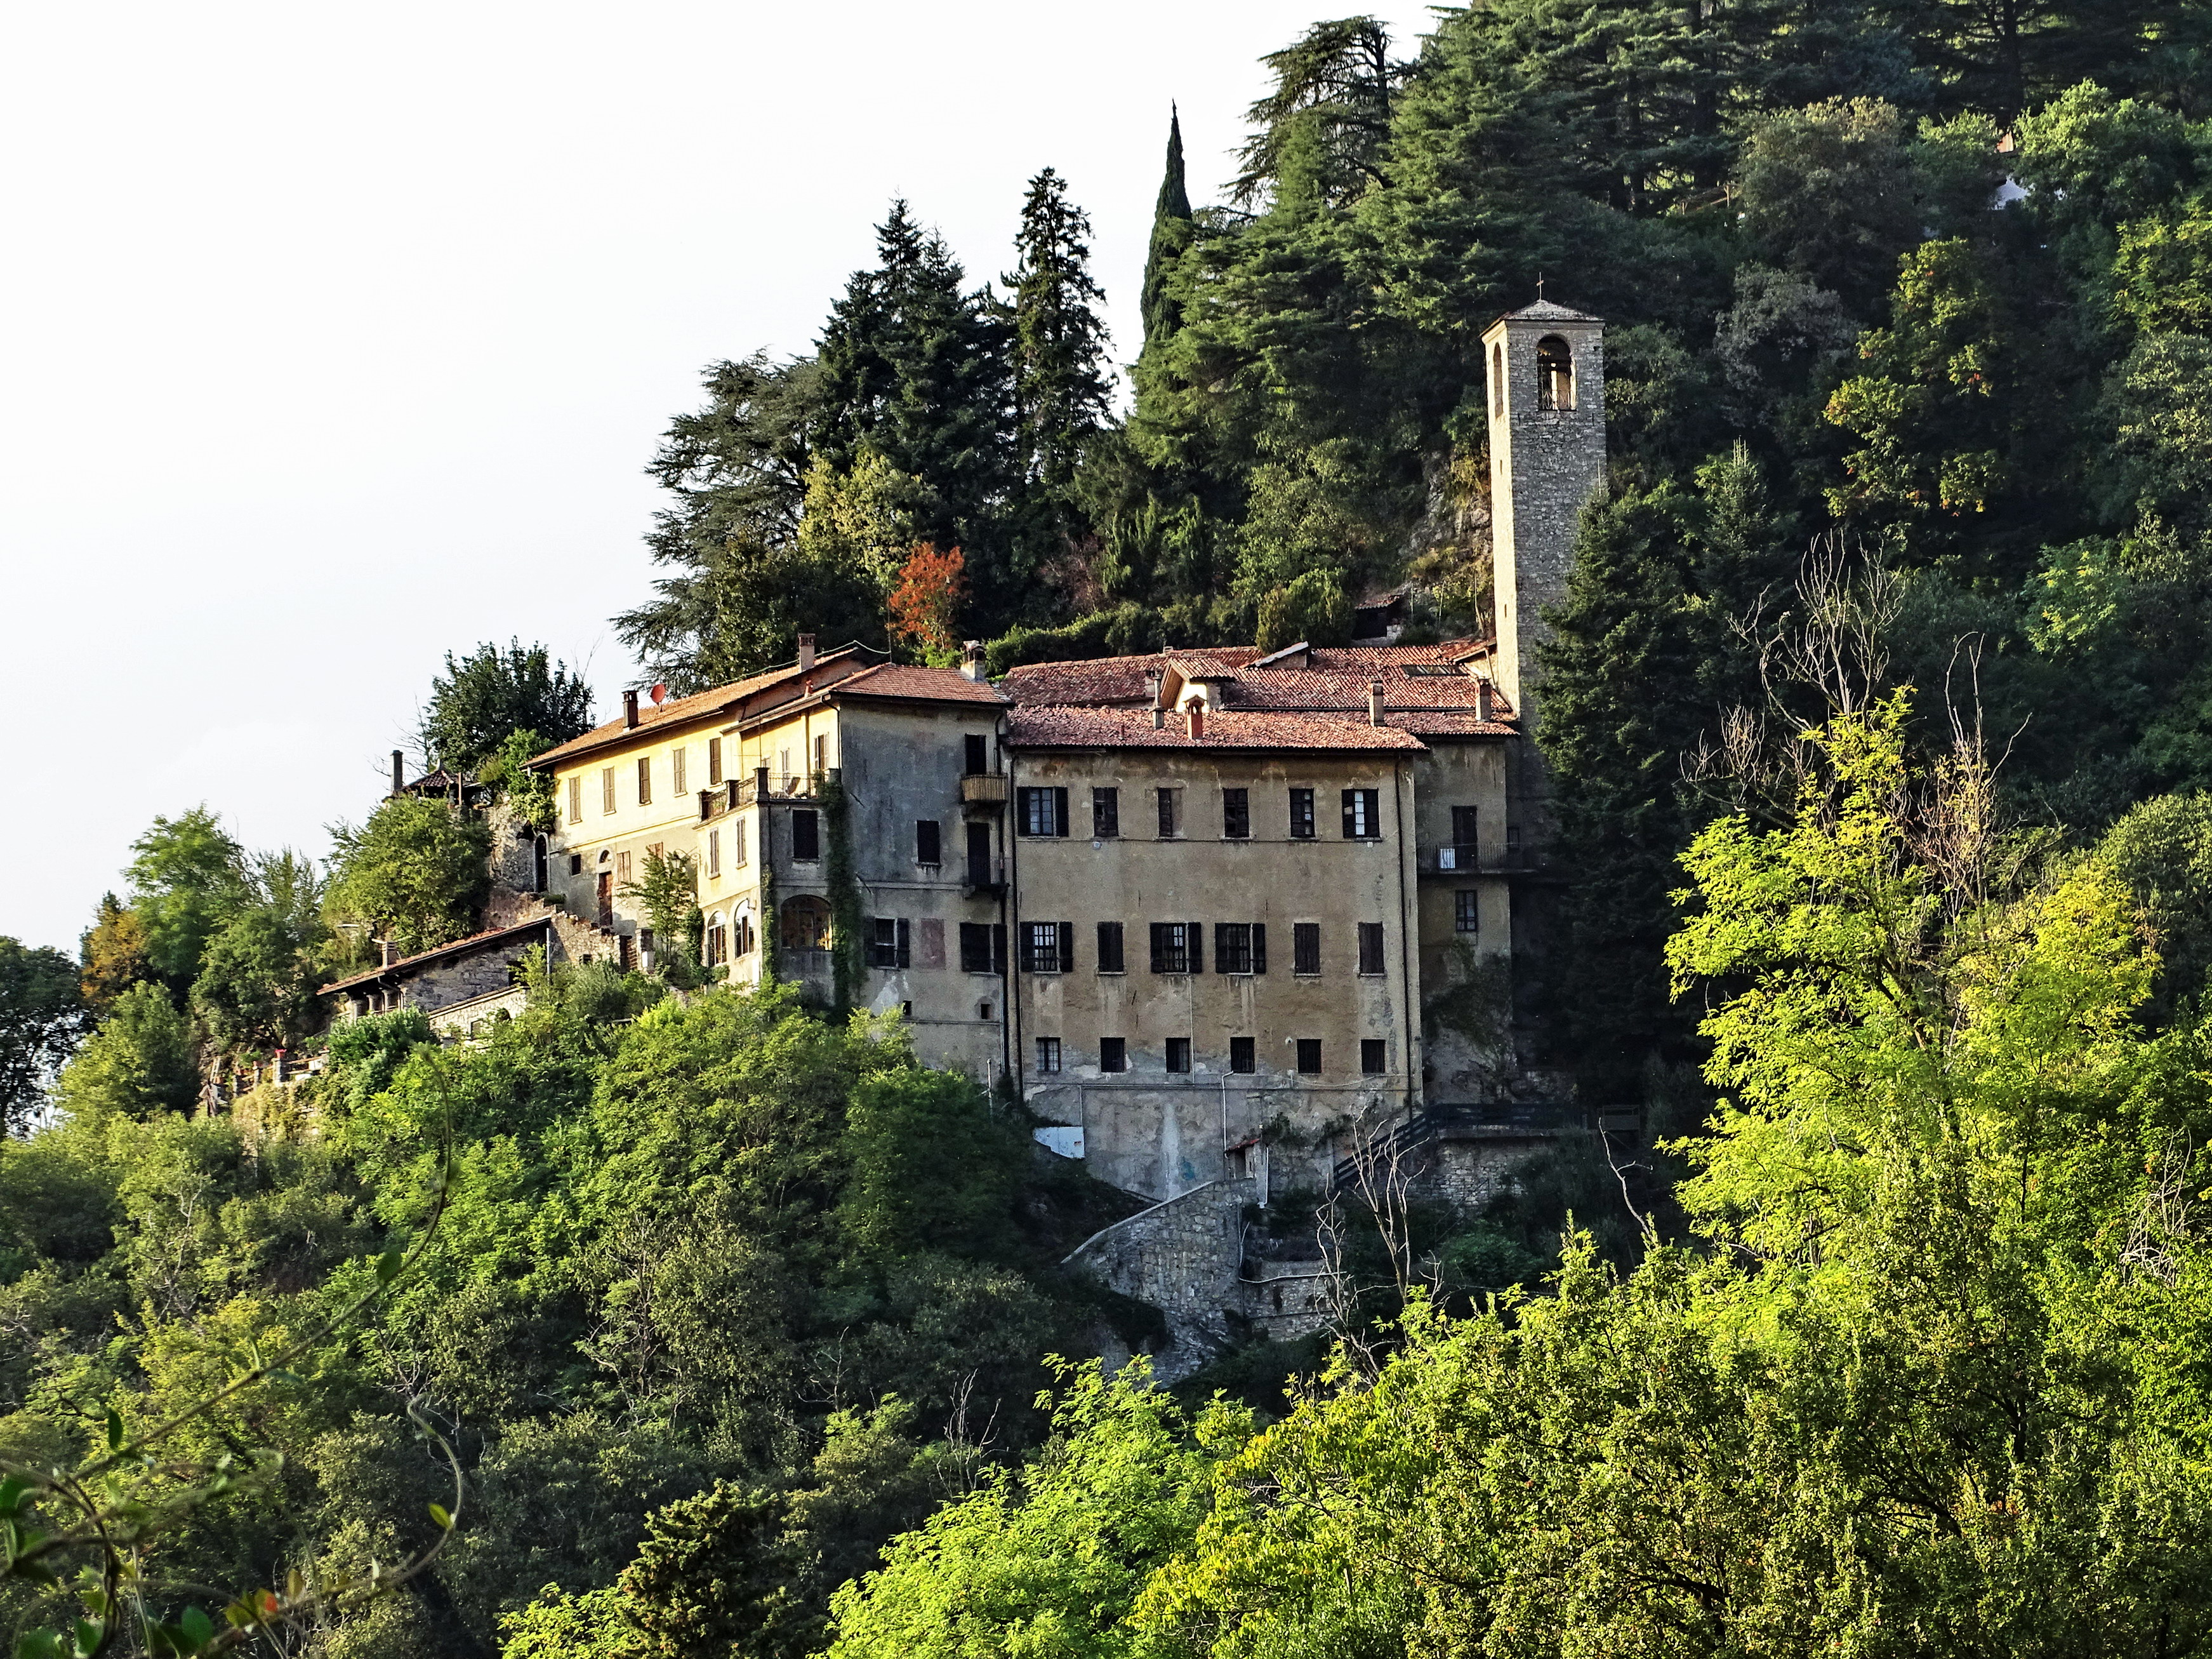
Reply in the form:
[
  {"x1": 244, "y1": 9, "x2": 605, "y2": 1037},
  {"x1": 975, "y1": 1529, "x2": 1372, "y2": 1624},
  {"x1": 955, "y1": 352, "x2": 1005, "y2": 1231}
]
[{"x1": 1422, "y1": 843, "x2": 1537, "y2": 875}]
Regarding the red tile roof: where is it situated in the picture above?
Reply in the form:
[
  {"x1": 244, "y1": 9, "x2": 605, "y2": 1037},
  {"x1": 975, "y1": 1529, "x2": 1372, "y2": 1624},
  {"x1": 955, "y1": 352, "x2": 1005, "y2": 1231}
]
[
  {"x1": 1009, "y1": 707, "x2": 1426, "y2": 752},
  {"x1": 1001, "y1": 638, "x2": 1516, "y2": 735},
  {"x1": 321, "y1": 918, "x2": 553, "y2": 996},
  {"x1": 1000, "y1": 648, "x2": 1267, "y2": 706},
  {"x1": 833, "y1": 663, "x2": 1009, "y2": 705},
  {"x1": 529, "y1": 647, "x2": 877, "y2": 770}
]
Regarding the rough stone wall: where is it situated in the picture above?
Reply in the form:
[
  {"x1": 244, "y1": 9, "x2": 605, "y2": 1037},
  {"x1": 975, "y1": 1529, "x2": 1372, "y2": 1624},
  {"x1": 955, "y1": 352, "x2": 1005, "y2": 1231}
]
[
  {"x1": 395, "y1": 945, "x2": 533, "y2": 1015},
  {"x1": 1407, "y1": 1132, "x2": 1556, "y2": 1213},
  {"x1": 1063, "y1": 1177, "x2": 1261, "y2": 1382}
]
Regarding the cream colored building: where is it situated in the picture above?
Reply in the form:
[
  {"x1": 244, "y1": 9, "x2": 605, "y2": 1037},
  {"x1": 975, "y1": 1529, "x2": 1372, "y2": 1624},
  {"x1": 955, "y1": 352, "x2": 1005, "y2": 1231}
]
[
  {"x1": 529, "y1": 642, "x2": 1011, "y2": 1081},
  {"x1": 999, "y1": 644, "x2": 1519, "y2": 1198}
]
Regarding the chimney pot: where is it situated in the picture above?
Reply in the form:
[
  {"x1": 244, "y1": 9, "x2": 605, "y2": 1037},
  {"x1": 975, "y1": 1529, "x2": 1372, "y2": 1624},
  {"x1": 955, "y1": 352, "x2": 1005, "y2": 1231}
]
[
  {"x1": 390, "y1": 749, "x2": 405, "y2": 796},
  {"x1": 961, "y1": 639, "x2": 986, "y2": 682},
  {"x1": 378, "y1": 940, "x2": 397, "y2": 968},
  {"x1": 1475, "y1": 675, "x2": 1495, "y2": 721},
  {"x1": 623, "y1": 688, "x2": 640, "y2": 730},
  {"x1": 797, "y1": 633, "x2": 816, "y2": 672},
  {"x1": 1151, "y1": 706, "x2": 1165, "y2": 730},
  {"x1": 1369, "y1": 681, "x2": 1386, "y2": 726},
  {"x1": 1186, "y1": 703, "x2": 1205, "y2": 741}
]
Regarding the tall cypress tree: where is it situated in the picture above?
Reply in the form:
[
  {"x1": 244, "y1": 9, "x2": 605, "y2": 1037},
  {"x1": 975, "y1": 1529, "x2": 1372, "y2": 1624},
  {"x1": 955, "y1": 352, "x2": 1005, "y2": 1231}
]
[
  {"x1": 1007, "y1": 168, "x2": 1112, "y2": 498},
  {"x1": 1139, "y1": 108, "x2": 1194, "y2": 347}
]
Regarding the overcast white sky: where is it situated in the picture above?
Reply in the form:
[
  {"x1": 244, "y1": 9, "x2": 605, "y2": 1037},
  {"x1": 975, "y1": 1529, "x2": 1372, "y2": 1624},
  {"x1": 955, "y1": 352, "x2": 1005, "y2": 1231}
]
[{"x1": 1, "y1": 1, "x2": 1438, "y2": 955}]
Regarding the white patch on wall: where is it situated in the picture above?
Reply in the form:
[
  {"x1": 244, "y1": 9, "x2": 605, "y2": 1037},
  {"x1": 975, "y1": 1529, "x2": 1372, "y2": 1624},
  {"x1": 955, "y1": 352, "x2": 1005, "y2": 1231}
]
[{"x1": 1033, "y1": 1126, "x2": 1085, "y2": 1159}]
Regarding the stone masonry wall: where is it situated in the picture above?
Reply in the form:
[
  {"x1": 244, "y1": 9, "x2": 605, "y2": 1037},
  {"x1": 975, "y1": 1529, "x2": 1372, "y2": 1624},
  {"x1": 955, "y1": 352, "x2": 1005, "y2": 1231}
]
[{"x1": 1063, "y1": 1177, "x2": 1260, "y2": 1382}]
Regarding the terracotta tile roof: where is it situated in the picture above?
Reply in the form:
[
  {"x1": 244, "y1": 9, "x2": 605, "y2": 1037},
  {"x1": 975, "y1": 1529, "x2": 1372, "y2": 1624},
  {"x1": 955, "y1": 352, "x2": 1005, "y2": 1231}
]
[
  {"x1": 1001, "y1": 648, "x2": 1266, "y2": 706},
  {"x1": 1387, "y1": 712, "x2": 1520, "y2": 738},
  {"x1": 321, "y1": 918, "x2": 553, "y2": 997},
  {"x1": 832, "y1": 663, "x2": 1009, "y2": 705},
  {"x1": 529, "y1": 647, "x2": 876, "y2": 770},
  {"x1": 1009, "y1": 707, "x2": 1426, "y2": 752}
]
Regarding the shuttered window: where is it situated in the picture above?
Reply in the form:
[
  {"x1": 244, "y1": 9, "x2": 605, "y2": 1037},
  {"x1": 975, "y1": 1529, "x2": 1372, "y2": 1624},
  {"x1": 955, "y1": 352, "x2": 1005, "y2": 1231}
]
[
  {"x1": 567, "y1": 776, "x2": 582, "y2": 823},
  {"x1": 672, "y1": 747, "x2": 687, "y2": 794},
  {"x1": 1096, "y1": 921, "x2": 1125, "y2": 973},
  {"x1": 637, "y1": 757, "x2": 652, "y2": 805},
  {"x1": 1358, "y1": 922, "x2": 1386, "y2": 975},
  {"x1": 708, "y1": 736, "x2": 723, "y2": 786},
  {"x1": 1293, "y1": 923, "x2": 1321, "y2": 975},
  {"x1": 602, "y1": 768, "x2": 616, "y2": 814},
  {"x1": 1341, "y1": 789, "x2": 1380, "y2": 838}
]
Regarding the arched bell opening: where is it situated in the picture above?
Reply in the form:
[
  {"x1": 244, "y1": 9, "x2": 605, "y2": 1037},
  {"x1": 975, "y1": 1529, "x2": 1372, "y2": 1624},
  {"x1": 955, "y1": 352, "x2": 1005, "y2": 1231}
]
[{"x1": 1535, "y1": 333, "x2": 1574, "y2": 411}]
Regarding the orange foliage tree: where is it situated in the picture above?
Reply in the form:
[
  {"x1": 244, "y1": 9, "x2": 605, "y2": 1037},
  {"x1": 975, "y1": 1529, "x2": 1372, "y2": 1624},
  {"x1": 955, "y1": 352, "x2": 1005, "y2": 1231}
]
[{"x1": 887, "y1": 542, "x2": 966, "y2": 659}]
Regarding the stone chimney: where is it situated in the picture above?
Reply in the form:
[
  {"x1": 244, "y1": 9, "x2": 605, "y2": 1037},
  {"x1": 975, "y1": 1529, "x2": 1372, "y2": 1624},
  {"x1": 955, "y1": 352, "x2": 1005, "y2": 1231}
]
[
  {"x1": 390, "y1": 749, "x2": 405, "y2": 796},
  {"x1": 623, "y1": 688, "x2": 640, "y2": 730},
  {"x1": 797, "y1": 633, "x2": 817, "y2": 672},
  {"x1": 378, "y1": 940, "x2": 397, "y2": 968},
  {"x1": 1151, "y1": 706, "x2": 1165, "y2": 730},
  {"x1": 1186, "y1": 703, "x2": 1205, "y2": 741},
  {"x1": 961, "y1": 639, "x2": 987, "y2": 683},
  {"x1": 1368, "y1": 681, "x2": 1386, "y2": 726},
  {"x1": 1475, "y1": 675, "x2": 1495, "y2": 722}
]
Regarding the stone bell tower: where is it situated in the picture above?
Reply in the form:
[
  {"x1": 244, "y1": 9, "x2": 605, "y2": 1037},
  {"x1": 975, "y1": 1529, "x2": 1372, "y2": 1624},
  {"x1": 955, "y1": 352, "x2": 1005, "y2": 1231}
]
[{"x1": 1481, "y1": 298, "x2": 1606, "y2": 728}]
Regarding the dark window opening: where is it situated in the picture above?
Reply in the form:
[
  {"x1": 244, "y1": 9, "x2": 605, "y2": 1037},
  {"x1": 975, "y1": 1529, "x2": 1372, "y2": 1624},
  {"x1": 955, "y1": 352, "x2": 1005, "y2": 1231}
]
[
  {"x1": 1221, "y1": 788, "x2": 1249, "y2": 839},
  {"x1": 1165, "y1": 1037, "x2": 1191, "y2": 1074},
  {"x1": 1455, "y1": 890, "x2": 1481, "y2": 934},
  {"x1": 1092, "y1": 787, "x2": 1119, "y2": 838},
  {"x1": 1019, "y1": 787, "x2": 1070, "y2": 837},
  {"x1": 965, "y1": 733, "x2": 989, "y2": 775},
  {"x1": 1289, "y1": 788, "x2": 1315, "y2": 839},
  {"x1": 1214, "y1": 923, "x2": 1266, "y2": 975},
  {"x1": 1450, "y1": 804, "x2": 1479, "y2": 867},
  {"x1": 1358, "y1": 922, "x2": 1386, "y2": 975},
  {"x1": 1295, "y1": 1039, "x2": 1322, "y2": 1076},
  {"x1": 1361, "y1": 1039, "x2": 1386, "y2": 1076},
  {"x1": 959, "y1": 922, "x2": 1005, "y2": 975},
  {"x1": 1342, "y1": 789, "x2": 1380, "y2": 839},
  {"x1": 1023, "y1": 922, "x2": 1074, "y2": 974},
  {"x1": 791, "y1": 809, "x2": 820, "y2": 862},
  {"x1": 1149, "y1": 921, "x2": 1201, "y2": 974},
  {"x1": 1096, "y1": 921, "x2": 1125, "y2": 973},
  {"x1": 1293, "y1": 922, "x2": 1320, "y2": 975},
  {"x1": 1156, "y1": 788, "x2": 1181, "y2": 837},
  {"x1": 867, "y1": 917, "x2": 912, "y2": 969},
  {"x1": 916, "y1": 819, "x2": 941, "y2": 865},
  {"x1": 1100, "y1": 1037, "x2": 1127, "y2": 1073},
  {"x1": 569, "y1": 852, "x2": 584, "y2": 876},
  {"x1": 1230, "y1": 1037, "x2": 1255, "y2": 1074}
]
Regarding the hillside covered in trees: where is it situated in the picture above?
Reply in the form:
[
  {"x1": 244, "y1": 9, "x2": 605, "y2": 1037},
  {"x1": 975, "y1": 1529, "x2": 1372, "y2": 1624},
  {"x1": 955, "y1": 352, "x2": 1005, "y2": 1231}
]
[{"x1": 19, "y1": 1, "x2": 2212, "y2": 1654}]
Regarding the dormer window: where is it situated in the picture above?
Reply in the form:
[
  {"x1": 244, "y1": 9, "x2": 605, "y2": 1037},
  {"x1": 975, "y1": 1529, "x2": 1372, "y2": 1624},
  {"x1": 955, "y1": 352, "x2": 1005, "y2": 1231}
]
[{"x1": 1536, "y1": 335, "x2": 1573, "y2": 411}]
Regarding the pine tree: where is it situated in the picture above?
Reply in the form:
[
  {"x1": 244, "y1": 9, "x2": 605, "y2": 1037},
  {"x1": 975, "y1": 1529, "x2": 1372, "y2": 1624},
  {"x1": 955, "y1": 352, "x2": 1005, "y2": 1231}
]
[
  {"x1": 1139, "y1": 108, "x2": 1194, "y2": 347},
  {"x1": 815, "y1": 201, "x2": 1015, "y2": 575},
  {"x1": 1007, "y1": 168, "x2": 1112, "y2": 500},
  {"x1": 1231, "y1": 15, "x2": 1404, "y2": 213}
]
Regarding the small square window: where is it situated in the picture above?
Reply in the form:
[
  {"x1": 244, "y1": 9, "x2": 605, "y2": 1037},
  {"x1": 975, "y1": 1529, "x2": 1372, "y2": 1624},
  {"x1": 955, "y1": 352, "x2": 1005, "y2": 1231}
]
[
  {"x1": 1361, "y1": 1039, "x2": 1386, "y2": 1076},
  {"x1": 569, "y1": 853, "x2": 583, "y2": 876},
  {"x1": 1295, "y1": 1039, "x2": 1322, "y2": 1076},
  {"x1": 1165, "y1": 1037, "x2": 1191, "y2": 1074},
  {"x1": 1229, "y1": 1037, "x2": 1255, "y2": 1074},
  {"x1": 1221, "y1": 788, "x2": 1249, "y2": 839},
  {"x1": 1455, "y1": 890, "x2": 1480, "y2": 934},
  {"x1": 1100, "y1": 1037, "x2": 1127, "y2": 1073},
  {"x1": 1036, "y1": 1037, "x2": 1061, "y2": 1075}
]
